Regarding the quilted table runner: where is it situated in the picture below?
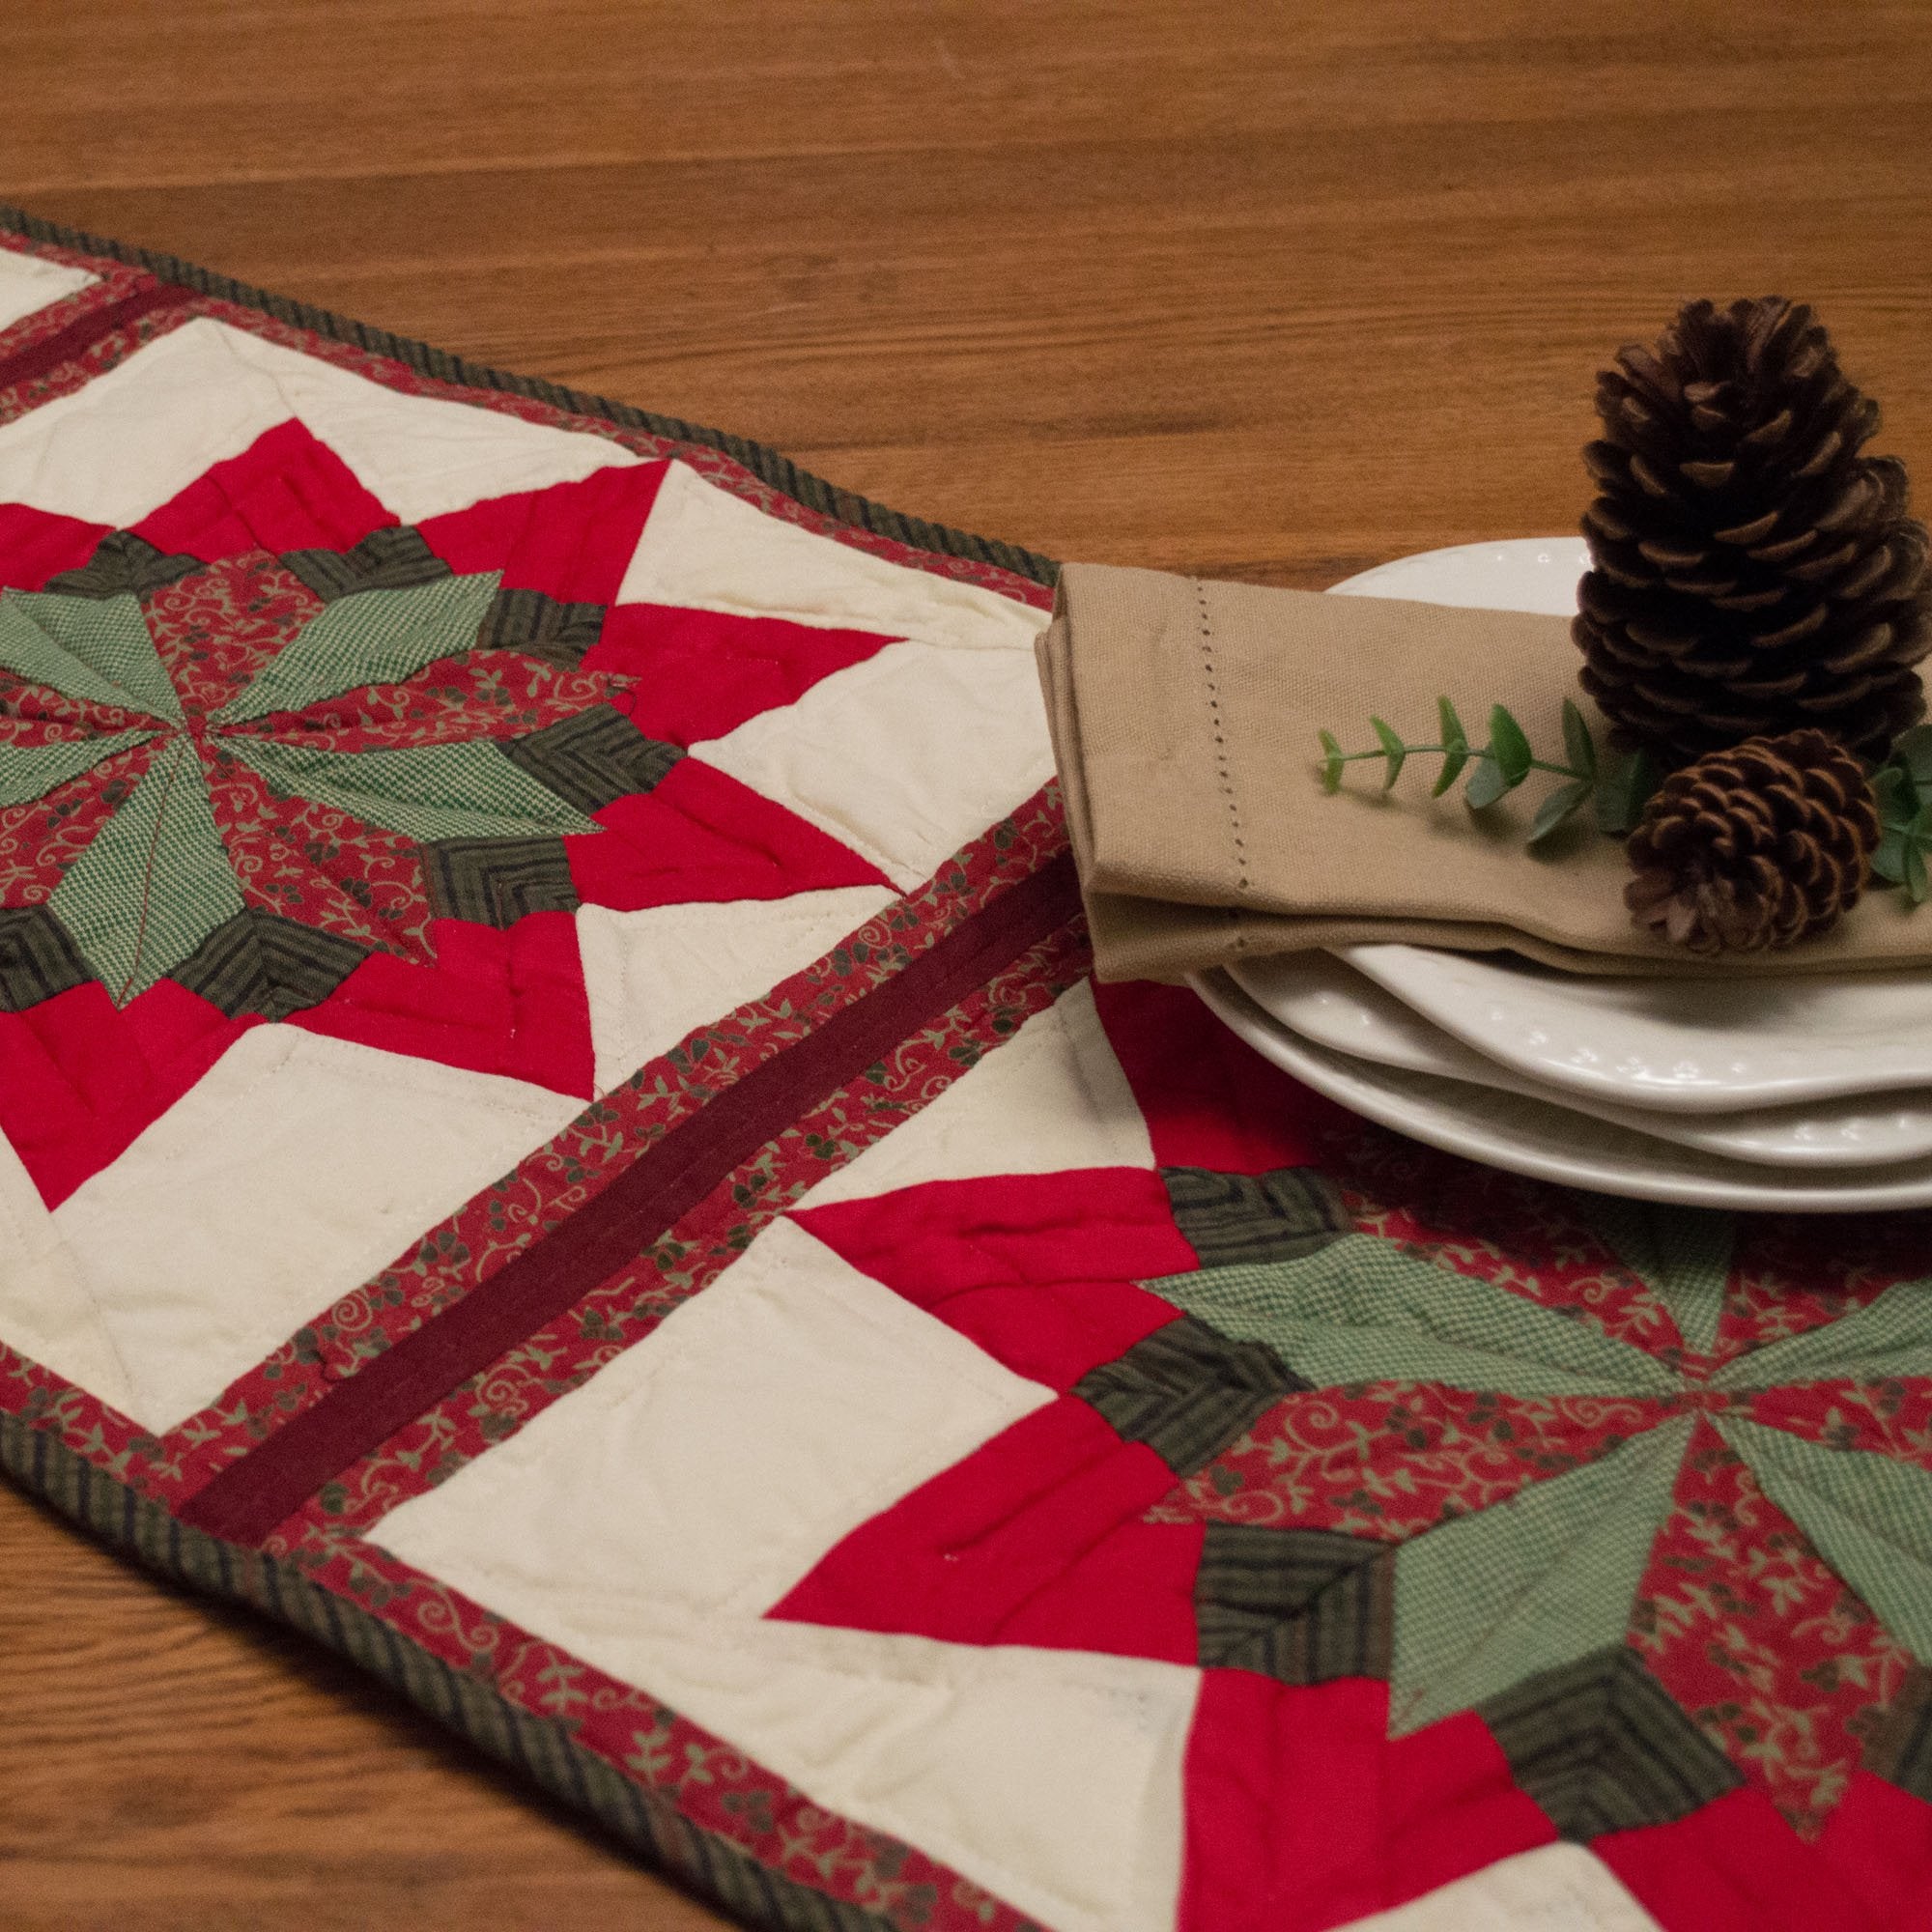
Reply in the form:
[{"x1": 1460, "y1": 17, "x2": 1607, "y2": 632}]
[{"x1": 4, "y1": 209, "x2": 1932, "y2": 1932}]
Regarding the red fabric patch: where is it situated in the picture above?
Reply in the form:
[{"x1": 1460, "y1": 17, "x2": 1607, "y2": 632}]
[
  {"x1": 1182, "y1": 1671, "x2": 1391, "y2": 1932},
  {"x1": 1182, "y1": 1679, "x2": 1549, "y2": 1932},
  {"x1": 0, "y1": 738, "x2": 152, "y2": 906},
  {"x1": 0, "y1": 502, "x2": 107, "y2": 590},
  {"x1": 566, "y1": 756, "x2": 889, "y2": 909},
  {"x1": 794, "y1": 1168, "x2": 1190, "y2": 1389},
  {"x1": 1599, "y1": 1785, "x2": 1883, "y2": 1932},
  {"x1": 592, "y1": 604, "x2": 899, "y2": 746},
  {"x1": 132, "y1": 420, "x2": 397, "y2": 560},
  {"x1": 202, "y1": 741, "x2": 436, "y2": 965},
  {"x1": 415, "y1": 459, "x2": 668, "y2": 600},
  {"x1": 0, "y1": 980, "x2": 255, "y2": 1208},
  {"x1": 1380, "y1": 1714, "x2": 1556, "y2": 1914},
  {"x1": 1152, "y1": 1382, "x2": 1665, "y2": 1540},
  {"x1": 1094, "y1": 978, "x2": 1346, "y2": 1175},
  {"x1": 773, "y1": 1397, "x2": 1199, "y2": 1662},
  {"x1": 289, "y1": 911, "x2": 593, "y2": 1098},
  {"x1": 1817, "y1": 1773, "x2": 1932, "y2": 1926},
  {"x1": 1634, "y1": 1419, "x2": 1910, "y2": 1836}
]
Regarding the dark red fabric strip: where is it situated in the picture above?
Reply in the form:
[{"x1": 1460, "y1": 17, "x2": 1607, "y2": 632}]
[
  {"x1": 0, "y1": 279, "x2": 193, "y2": 392},
  {"x1": 180, "y1": 850, "x2": 1081, "y2": 1546}
]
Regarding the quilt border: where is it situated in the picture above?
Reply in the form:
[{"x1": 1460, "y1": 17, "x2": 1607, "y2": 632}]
[
  {"x1": 0, "y1": 199, "x2": 1058, "y2": 593},
  {"x1": 0, "y1": 1406, "x2": 896, "y2": 1932}
]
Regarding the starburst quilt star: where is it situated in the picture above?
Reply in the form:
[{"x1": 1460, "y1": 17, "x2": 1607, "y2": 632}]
[{"x1": 0, "y1": 420, "x2": 902, "y2": 1206}]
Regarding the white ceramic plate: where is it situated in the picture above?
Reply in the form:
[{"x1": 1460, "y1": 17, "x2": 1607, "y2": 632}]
[
  {"x1": 1343, "y1": 945, "x2": 1932, "y2": 1116},
  {"x1": 1324, "y1": 537, "x2": 1932, "y2": 1117},
  {"x1": 1229, "y1": 952, "x2": 1932, "y2": 1169},
  {"x1": 1195, "y1": 967, "x2": 1932, "y2": 1213}
]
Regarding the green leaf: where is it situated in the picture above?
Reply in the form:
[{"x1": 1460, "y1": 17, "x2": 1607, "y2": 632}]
[
  {"x1": 216, "y1": 572, "x2": 504, "y2": 724},
  {"x1": 47, "y1": 739, "x2": 243, "y2": 1001},
  {"x1": 1526, "y1": 778, "x2": 1595, "y2": 847},
  {"x1": 1489, "y1": 704, "x2": 1532, "y2": 786},
  {"x1": 1433, "y1": 696, "x2": 1469, "y2": 797},
  {"x1": 1318, "y1": 728, "x2": 1345, "y2": 794},
  {"x1": 227, "y1": 737, "x2": 603, "y2": 842},
  {"x1": 1371, "y1": 715, "x2": 1406, "y2": 789},
  {"x1": 1874, "y1": 826, "x2": 1910, "y2": 885},
  {"x1": 1464, "y1": 751, "x2": 1510, "y2": 811},
  {"x1": 1908, "y1": 838, "x2": 1929, "y2": 907},
  {"x1": 1893, "y1": 724, "x2": 1932, "y2": 790},
  {"x1": 1594, "y1": 746, "x2": 1662, "y2": 837},
  {"x1": 1389, "y1": 1419, "x2": 1693, "y2": 1733},
  {"x1": 1873, "y1": 761, "x2": 1918, "y2": 828},
  {"x1": 1561, "y1": 698, "x2": 1597, "y2": 778}
]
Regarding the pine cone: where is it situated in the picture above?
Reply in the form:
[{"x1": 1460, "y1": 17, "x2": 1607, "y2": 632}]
[
  {"x1": 1625, "y1": 729, "x2": 1881, "y2": 953},
  {"x1": 1576, "y1": 297, "x2": 1932, "y2": 765}
]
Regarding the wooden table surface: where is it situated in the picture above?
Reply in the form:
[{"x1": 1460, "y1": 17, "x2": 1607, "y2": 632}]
[{"x1": 2, "y1": 2, "x2": 1929, "y2": 1925}]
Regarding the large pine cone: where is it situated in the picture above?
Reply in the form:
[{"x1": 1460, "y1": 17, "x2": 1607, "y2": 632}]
[
  {"x1": 1577, "y1": 298, "x2": 1931, "y2": 764},
  {"x1": 1625, "y1": 728, "x2": 1881, "y2": 953}
]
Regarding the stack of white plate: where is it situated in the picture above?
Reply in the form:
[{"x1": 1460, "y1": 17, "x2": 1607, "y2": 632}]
[{"x1": 1186, "y1": 539, "x2": 1932, "y2": 1212}]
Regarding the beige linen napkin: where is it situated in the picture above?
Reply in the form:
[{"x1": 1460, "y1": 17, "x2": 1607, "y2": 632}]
[{"x1": 1040, "y1": 561, "x2": 1930, "y2": 980}]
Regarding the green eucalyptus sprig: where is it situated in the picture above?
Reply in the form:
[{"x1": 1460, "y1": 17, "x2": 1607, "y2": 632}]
[
  {"x1": 1319, "y1": 696, "x2": 1662, "y2": 844},
  {"x1": 1869, "y1": 725, "x2": 1932, "y2": 904}
]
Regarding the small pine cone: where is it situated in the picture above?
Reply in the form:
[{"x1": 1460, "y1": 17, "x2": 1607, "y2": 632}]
[
  {"x1": 1625, "y1": 728, "x2": 1881, "y2": 953},
  {"x1": 1576, "y1": 298, "x2": 1932, "y2": 765}
]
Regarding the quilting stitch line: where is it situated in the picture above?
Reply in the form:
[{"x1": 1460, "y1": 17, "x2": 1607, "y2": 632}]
[{"x1": 177, "y1": 849, "x2": 1081, "y2": 1547}]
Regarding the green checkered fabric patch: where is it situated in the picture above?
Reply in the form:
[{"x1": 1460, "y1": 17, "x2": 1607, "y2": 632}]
[
  {"x1": 43, "y1": 531, "x2": 201, "y2": 601},
  {"x1": 477, "y1": 587, "x2": 607, "y2": 669},
  {"x1": 0, "y1": 588, "x2": 182, "y2": 722},
  {"x1": 1571, "y1": 1192, "x2": 1735, "y2": 1355},
  {"x1": 423, "y1": 837, "x2": 582, "y2": 926},
  {"x1": 1481, "y1": 1645, "x2": 1741, "y2": 1839},
  {"x1": 1195, "y1": 1522, "x2": 1393, "y2": 1684},
  {"x1": 1715, "y1": 1278, "x2": 1932, "y2": 1391},
  {"x1": 0, "y1": 907, "x2": 94, "y2": 1011},
  {"x1": 281, "y1": 526, "x2": 454, "y2": 602},
  {"x1": 1143, "y1": 1234, "x2": 1671, "y2": 1399},
  {"x1": 1720, "y1": 1418, "x2": 1932, "y2": 1664},
  {"x1": 169, "y1": 907, "x2": 369, "y2": 1022},
  {"x1": 1072, "y1": 1313, "x2": 1307, "y2": 1475},
  {"x1": 0, "y1": 727, "x2": 153, "y2": 808},
  {"x1": 217, "y1": 572, "x2": 502, "y2": 725},
  {"x1": 501, "y1": 704, "x2": 683, "y2": 814},
  {"x1": 47, "y1": 739, "x2": 244, "y2": 1000},
  {"x1": 1389, "y1": 1416, "x2": 1691, "y2": 1734},
  {"x1": 1163, "y1": 1165, "x2": 1351, "y2": 1267},
  {"x1": 227, "y1": 737, "x2": 599, "y2": 842}
]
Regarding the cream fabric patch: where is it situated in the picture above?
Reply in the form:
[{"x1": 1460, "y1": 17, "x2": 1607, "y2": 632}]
[
  {"x1": 0, "y1": 320, "x2": 294, "y2": 526},
  {"x1": 1340, "y1": 1842, "x2": 1663, "y2": 1930},
  {"x1": 375, "y1": 1216, "x2": 1053, "y2": 1617},
  {"x1": 0, "y1": 250, "x2": 96, "y2": 332},
  {"x1": 575, "y1": 885, "x2": 895, "y2": 1096},
  {"x1": 0, "y1": 1131, "x2": 136, "y2": 1416},
  {"x1": 0, "y1": 317, "x2": 639, "y2": 529},
  {"x1": 799, "y1": 979, "x2": 1153, "y2": 1209},
  {"x1": 380, "y1": 1558, "x2": 1195, "y2": 1932},
  {"x1": 48, "y1": 1029, "x2": 581, "y2": 1433},
  {"x1": 691, "y1": 638, "x2": 1055, "y2": 891},
  {"x1": 617, "y1": 459, "x2": 1046, "y2": 654},
  {"x1": 215, "y1": 326, "x2": 641, "y2": 523}
]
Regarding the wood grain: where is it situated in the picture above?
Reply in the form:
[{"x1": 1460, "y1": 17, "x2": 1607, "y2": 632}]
[{"x1": 2, "y1": 0, "x2": 1930, "y2": 1922}]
